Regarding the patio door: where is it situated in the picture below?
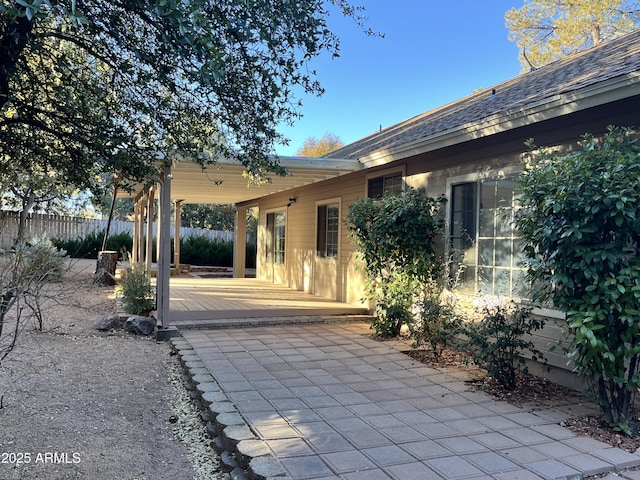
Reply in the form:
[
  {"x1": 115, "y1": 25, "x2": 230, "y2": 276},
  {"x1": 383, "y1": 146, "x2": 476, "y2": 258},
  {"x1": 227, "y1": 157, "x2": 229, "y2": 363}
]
[{"x1": 265, "y1": 210, "x2": 286, "y2": 283}]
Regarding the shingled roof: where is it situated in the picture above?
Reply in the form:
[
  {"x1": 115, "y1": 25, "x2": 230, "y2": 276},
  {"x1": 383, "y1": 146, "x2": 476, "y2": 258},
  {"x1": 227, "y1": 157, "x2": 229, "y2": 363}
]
[{"x1": 326, "y1": 30, "x2": 640, "y2": 162}]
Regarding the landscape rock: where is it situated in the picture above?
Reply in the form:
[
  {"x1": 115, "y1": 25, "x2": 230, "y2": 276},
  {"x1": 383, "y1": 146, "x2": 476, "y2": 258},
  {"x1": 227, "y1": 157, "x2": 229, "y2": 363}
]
[
  {"x1": 95, "y1": 314, "x2": 121, "y2": 331},
  {"x1": 124, "y1": 315, "x2": 156, "y2": 336}
]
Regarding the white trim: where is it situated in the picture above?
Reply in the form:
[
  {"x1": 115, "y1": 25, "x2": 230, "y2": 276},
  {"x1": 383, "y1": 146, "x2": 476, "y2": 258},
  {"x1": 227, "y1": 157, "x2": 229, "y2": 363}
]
[{"x1": 445, "y1": 165, "x2": 524, "y2": 297}]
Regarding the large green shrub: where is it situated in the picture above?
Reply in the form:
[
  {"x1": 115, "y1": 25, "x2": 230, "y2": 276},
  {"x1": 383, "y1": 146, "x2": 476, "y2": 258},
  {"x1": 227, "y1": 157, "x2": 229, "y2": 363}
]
[
  {"x1": 347, "y1": 187, "x2": 446, "y2": 336},
  {"x1": 56, "y1": 230, "x2": 256, "y2": 267},
  {"x1": 179, "y1": 235, "x2": 233, "y2": 266},
  {"x1": 516, "y1": 126, "x2": 640, "y2": 433}
]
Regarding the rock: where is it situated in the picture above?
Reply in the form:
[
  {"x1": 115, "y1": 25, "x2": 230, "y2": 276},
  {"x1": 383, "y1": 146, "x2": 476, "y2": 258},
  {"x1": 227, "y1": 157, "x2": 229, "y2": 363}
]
[
  {"x1": 95, "y1": 314, "x2": 121, "y2": 331},
  {"x1": 124, "y1": 316, "x2": 156, "y2": 336}
]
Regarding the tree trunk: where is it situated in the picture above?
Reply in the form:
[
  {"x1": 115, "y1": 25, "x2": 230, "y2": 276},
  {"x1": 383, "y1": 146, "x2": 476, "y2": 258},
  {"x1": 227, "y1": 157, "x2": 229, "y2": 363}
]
[
  {"x1": 101, "y1": 182, "x2": 118, "y2": 251},
  {"x1": 94, "y1": 251, "x2": 118, "y2": 286},
  {"x1": 16, "y1": 191, "x2": 35, "y2": 243}
]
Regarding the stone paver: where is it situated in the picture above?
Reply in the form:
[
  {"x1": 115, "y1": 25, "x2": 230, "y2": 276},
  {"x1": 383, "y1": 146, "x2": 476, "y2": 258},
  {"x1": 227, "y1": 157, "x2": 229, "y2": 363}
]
[{"x1": 177, "y1": 322, "x2": 640, "y2": 479}]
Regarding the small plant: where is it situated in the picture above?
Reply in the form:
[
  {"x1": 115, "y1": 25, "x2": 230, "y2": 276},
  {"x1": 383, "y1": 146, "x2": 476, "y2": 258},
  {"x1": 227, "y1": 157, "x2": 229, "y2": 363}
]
[
  {"x1": 463, "y1": 299, "x2": 545, "y2": 390},
  {"x1": 371, "y1": 269, "x2": 417, "y2": 337},
  {"x1": 22, "y1": 236, "x2": 68, "y2": 282},
  {"x1": 411, "y1": 292, "x2": 463, "y2": 358},
  {"x1": 117, "y1": 263, "x2": 156, "y2": 315}
]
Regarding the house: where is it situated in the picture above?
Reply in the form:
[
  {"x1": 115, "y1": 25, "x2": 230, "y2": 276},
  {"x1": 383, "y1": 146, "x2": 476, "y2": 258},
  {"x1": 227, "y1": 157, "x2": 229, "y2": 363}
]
[
  {"x1": 128, "y1": 30, "x2": 639, "y2": 380},
  {"x1": 242, "y1": 29, "x2": 640, "y2": 302},
  {"x1": 230, "y1": 30, "x2": 640, "y2": 383}
]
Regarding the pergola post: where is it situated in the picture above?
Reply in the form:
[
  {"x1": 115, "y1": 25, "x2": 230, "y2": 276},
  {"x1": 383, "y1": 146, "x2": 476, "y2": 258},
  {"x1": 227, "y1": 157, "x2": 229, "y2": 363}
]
[
  {"x1": 155, "y1": 182, "x2": 162, "y2": 272},
  {"x1": 138, "y1": 192, "x2": 148, "y2": 263},
  {"x1": 174, "y1": 200, "x2": 183, "y2": 273},
  {"x1": 157, "y1": 160, "x2": 172, "y2": 330},
  {"x1": 132, "y1": 198, "x2": 140, "y2": 263},
  {"x1": 145, "y1": 187, "x2": 155, "y2": 274},
  {"x1": 233, "y1": 206, "x2": 247, "y2": 278}
]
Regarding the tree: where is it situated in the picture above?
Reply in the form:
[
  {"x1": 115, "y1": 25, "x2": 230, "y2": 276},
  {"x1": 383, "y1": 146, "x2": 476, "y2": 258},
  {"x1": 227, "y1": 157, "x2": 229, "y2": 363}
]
[
  {"x1": 295, "y1": 133, "x2": 345, "y2": 157},
  {"x1": 505, "y1": 0, "x2": 640, "y2": 70},
  {"x1": 515, "y1": 126, "x2": 640, "y2": 434},
  {"x1": 1, "y1": 1, "x2": 374, "y2": 190},
  {"x1": 181, "y1": 204, "x2": 236, "y2": 231}
]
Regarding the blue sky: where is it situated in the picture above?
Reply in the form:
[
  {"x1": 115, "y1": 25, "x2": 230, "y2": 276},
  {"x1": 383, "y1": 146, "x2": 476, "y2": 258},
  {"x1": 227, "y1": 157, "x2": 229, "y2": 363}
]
[{"x1": 276, "y1": 0, "x2": 523, "y2": 156}]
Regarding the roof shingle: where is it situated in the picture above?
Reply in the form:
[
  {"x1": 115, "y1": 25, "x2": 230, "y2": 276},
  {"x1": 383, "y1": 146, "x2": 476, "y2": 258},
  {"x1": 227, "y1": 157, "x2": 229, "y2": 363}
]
[{"x1": 326, "y1": 30, "x2": 640, "y2": 160}]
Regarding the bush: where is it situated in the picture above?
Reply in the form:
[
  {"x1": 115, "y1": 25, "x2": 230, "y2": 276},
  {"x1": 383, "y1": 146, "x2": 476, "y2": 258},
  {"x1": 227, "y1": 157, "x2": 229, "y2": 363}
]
[
  {"x1": 411, "y1": 289, "x2": 463, "y2": 358},
  {"x1": 22, "y1": 236, "x2": 68, "y2": 282},
  {"x1": 516, "y1": 126, "x2": 640, "y2": 433},
  {"x1": 53, "y1": 231, "x2": 132, "y2": 260},
  {"x1": 179, "y1": 235, "x2": 233, "y2": 266},
  {"x1": 346, "y1": 187, "x2": 447, "y2": 336},
  {"x1": 372, "y1": 269, "x2": 417, "y2": 337},
  {"x1": 117, "y1": 263, "x2": 156, "y2": 315},
  {"x1": 55, "y1": 231, "x2": 257, "y2": 268},
  {"x1": 463, "y1": 300, "x2": 544, "y2": 390}
]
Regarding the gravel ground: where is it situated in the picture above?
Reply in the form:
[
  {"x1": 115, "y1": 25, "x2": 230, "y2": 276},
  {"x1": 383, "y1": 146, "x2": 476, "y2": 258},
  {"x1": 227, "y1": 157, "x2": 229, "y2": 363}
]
[{"x1": 0, "y1": 259, "x2": 226, "y2": 480}]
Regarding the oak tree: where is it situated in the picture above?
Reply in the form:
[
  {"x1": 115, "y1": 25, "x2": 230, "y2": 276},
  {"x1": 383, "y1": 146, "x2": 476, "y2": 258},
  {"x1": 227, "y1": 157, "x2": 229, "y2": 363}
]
[{"x1": 0, "y1": 1, "x2": 372, "y2": 191}]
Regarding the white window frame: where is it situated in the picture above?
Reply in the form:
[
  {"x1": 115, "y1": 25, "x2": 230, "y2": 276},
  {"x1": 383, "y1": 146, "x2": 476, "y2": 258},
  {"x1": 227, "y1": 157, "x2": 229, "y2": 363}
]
[
  {"x1": 265, "y1": 208, "x2": 287, "y2": 265},
  {"x1": 445, "y1": 165, "x2": 524, "y2": 297}
]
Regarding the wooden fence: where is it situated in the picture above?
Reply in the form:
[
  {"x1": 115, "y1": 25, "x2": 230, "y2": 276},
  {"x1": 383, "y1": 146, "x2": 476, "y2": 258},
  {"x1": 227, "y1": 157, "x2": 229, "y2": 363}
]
[{"x1": 0, "y1": 211, "x2": 247, "y2": 248}]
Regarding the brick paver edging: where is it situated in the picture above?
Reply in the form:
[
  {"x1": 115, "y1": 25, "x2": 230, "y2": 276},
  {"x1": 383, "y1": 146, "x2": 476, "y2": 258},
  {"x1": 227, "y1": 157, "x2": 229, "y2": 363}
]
[{"x1": 171, "y1": 337, "x2": 288, "y2": 480}]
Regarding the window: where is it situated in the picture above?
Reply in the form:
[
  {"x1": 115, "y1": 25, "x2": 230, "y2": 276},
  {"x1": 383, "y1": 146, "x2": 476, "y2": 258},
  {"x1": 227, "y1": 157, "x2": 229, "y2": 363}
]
[
  {"x1": 266, "y1": 211, "x2": 286, "y2": 264},
  {"x1": 367, "y1": 172, "x2": 403, "y2": 198},
  {"x1": 317, "y1": 203, "x2": 339, "y2": 258},
  {"x1": 450, "y1": 176, "x2": 525, "y2": 297}
]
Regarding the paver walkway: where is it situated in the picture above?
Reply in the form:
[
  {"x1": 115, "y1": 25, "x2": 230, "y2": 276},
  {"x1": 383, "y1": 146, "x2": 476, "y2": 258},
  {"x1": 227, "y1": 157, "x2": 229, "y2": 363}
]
[{"x1": 179, "y1": 322, "x2": 640, "y2": 480}]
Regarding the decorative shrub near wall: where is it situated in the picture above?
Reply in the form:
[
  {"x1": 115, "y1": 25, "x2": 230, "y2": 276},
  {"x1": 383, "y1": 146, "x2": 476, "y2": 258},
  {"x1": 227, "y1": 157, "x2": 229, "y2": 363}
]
[
  {"x1": 347, "y1": 187, "x2": 447, "y2": 336},
  {"x1": 53, "y1": 231, "x2": 133, "y2": 259},
  {"x1": 516, "y1": 126, "x2": 640, "y2": 434}
]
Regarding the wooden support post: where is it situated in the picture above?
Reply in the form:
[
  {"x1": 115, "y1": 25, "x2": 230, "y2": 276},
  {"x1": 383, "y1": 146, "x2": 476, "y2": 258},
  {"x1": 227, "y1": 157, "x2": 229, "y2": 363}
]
[
  {"x1": 138, "y1": 193, "x2": 147, "y2": 263},
  {"x1": 145, "y1": 187, "x2": 155, "y2": 274},
  {"x1": 132, "y1": 199, "x2": 140, "y2": 263},
  {"x1": 174, "y1": 200, "x2": 182, "y2": 273},
  {"x1": 157, "y1": 161, "x2": 172, "y2": 330},
  {"x1": 233, "y1": 206, "x2": 247, "y2": 278}
]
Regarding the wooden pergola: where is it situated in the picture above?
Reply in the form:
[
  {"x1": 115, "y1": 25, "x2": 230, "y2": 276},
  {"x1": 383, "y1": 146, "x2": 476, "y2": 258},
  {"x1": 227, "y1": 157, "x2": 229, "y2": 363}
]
[{"x1": 120, "y1": 155, "x2": 361, "y2": 333}]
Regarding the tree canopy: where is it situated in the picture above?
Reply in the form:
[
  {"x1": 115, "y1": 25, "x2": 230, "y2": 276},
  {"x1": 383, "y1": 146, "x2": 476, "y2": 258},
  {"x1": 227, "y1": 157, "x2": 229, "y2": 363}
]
[
  {"x1": 295, "y1": 132, "x2": 345, "y2": 157},
  {"x1": 0, "y1": 0, "x2": 372, "y2": 196},
  {"x1": 505, "y1": 0, "x2": 640, "y2": 70}
]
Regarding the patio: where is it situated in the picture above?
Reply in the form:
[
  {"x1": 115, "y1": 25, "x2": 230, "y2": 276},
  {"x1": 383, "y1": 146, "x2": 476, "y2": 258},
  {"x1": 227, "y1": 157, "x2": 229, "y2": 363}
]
[{"x1": 169, "y1": 276, "x2": 370, "y2": 329}]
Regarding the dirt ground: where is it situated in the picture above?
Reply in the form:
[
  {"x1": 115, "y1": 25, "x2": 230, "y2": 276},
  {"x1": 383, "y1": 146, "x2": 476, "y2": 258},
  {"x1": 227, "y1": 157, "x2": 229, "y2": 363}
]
[{"x1": 0, "y1": 259, "x2": 226, "y2": 480}]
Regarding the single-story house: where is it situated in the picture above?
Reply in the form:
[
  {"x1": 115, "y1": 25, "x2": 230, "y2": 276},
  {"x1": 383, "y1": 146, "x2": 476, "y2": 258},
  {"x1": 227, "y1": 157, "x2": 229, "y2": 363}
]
[
  {"x1": 129, "y1": 30, "x2": 640, "y2": 382},
  {"x1": 242, "y1": 29, "x2": 640, "y2": 301}
]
